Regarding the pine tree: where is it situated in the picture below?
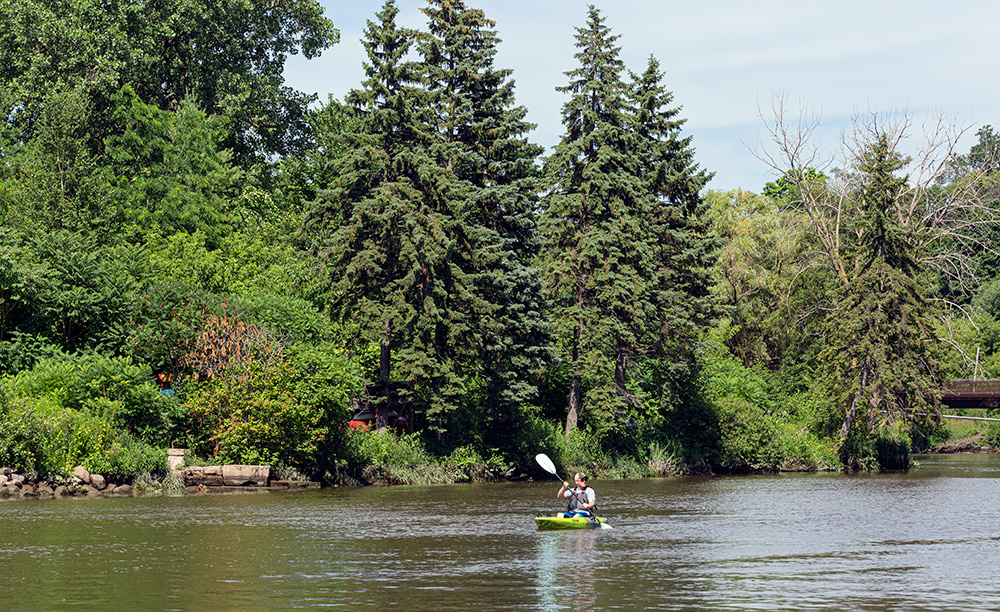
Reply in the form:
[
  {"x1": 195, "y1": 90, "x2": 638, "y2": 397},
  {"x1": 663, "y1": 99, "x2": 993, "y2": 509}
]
[
  {"x1": 304, "y1": 0, "x2": 472, "y2": 431},
  {"x1": 541, "y1": 7, "x2": 717, "y2": 436},
  {"x1": 417, "y1": 0, "x2": 553, "y2": 443},
  {"x1": 539, "y1": 6, "x2": 650, "y2": 434}
]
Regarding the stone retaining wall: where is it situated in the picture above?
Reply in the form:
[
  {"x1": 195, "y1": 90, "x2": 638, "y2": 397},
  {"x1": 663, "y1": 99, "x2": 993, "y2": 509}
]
[{"x1": 181, "y1": 464, "x2": 270, "y2": 487}]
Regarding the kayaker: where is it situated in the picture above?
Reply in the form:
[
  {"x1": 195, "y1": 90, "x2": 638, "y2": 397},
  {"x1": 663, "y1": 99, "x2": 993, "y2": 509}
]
[{"x1": 557, "y1": 473, "x2": 596, "y2": 518}]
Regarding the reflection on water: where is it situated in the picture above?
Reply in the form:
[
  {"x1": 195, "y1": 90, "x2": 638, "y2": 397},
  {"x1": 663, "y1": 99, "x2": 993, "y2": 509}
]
[
  {"x1": 2, "y1": 456, "x2": 1000, "y2": 611},
  {"x1": 537, "y1": 530, "x2": 598, "y2": 612}
]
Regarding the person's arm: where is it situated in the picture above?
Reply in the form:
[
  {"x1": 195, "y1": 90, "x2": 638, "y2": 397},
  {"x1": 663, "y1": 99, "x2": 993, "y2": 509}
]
[
  {"x1": 557, "y1": 481, "x2": 570, "y2": 500},
  {"x1": 580, "y1": 488, "x2": 596, "y2": 510}
]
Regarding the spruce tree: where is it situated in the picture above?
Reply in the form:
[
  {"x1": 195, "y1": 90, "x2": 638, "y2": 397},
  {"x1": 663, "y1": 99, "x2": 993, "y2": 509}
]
[
  {"x1": 541, "y1": 7, "x2": 717, "y2": 436},
  {"x1": 628, "y1": 56, "x2": 716, "y2": 403},
  {"x1": 819, "y1": 132, "x2": 943, "y2": 464},
  {"x1": 539, "y1": 5, "x2": 650, "y2": 434},
  {"x1": 417, "y1": 0, "x2": 553, "y2": 443},
  {"x1": 304, "y1": 0, "x2": 473, "y2": 431}
]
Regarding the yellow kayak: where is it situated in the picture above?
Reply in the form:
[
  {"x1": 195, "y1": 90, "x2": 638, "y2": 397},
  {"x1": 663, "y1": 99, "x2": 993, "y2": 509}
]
[{"x1": 535, "y1": 515, "x2": 610, "y2": 530}]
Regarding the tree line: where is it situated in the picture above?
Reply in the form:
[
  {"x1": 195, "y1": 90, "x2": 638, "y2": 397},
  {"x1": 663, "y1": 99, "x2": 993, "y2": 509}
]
[{"x1": 2, "y1": 0, "x2": 998, "y2": 482}]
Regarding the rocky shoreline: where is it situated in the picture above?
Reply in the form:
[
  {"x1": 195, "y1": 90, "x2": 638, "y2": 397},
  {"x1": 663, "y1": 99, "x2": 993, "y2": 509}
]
[
  {"x1": 0, "y1": 466, "x2": 137, "y2": 501},
  {"x1": 0, "y1": 463, "x2": 320, "y2": 502},
  {"x1": 927, "y1": 435, "x2": 1000, "y2": 454}
]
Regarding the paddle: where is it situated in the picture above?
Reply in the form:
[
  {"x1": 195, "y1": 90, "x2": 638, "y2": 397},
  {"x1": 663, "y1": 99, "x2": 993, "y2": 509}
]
[
  {"x1": 534, "y1": 453, "x2": 563, "y2": 482},
  {"x1": 534, "y1": 453, "x2": 612, "y2": 529}
]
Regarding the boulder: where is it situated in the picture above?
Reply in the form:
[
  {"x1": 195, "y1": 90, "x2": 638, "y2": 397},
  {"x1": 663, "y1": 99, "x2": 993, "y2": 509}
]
[
  {"x1": 0, "y1": 474, "x2": 7, "y2": 486},
  {"x1": 90, "y1": 474, "x2": 107, "y2": 490},
  {"x1": 83, "y1": 485, "x2": 101, "y2": 498},
  {"x1": 73, "y1": 466, "x2": 92, "y2": 484},
  {"x1": 9, "y1": 474, "x2": 25, "y2": 486},
  {"x1": 111, "y1": 484, "x2": 132, "y2": 496},
  {"x1": 222, "y1": 465, "x2": 270, "y2": 487}
]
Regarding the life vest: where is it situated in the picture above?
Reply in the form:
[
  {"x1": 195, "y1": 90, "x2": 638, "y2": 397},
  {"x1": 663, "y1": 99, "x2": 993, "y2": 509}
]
[{"x1": 566, "y1": 486, "x2": 595, "y2": 512}]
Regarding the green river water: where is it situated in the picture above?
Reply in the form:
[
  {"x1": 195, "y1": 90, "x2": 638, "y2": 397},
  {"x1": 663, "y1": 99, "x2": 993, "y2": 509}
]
[{"x1": 2, "y1": 453, "x2": 999, "y2": 611}]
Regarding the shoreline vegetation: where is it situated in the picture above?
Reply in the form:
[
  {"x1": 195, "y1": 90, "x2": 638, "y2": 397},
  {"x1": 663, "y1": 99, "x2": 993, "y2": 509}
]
[
  {"x1": 3, "y1": 427, "x2": 996, "y2": 504},
  {"x1": 4, "y1": 0, "x2": 1000, "y2": 489}
]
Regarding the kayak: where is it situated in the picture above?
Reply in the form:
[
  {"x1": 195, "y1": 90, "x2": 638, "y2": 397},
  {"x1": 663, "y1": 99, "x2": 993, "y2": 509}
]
[{"x1": 535, "y1": 515, "x2": 610, "y2": 530}]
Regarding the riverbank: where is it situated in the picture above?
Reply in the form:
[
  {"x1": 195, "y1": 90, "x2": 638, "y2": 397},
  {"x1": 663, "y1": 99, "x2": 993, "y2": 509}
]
[
  {"x1": 928, "y1": 434, "x2": 1000, "y2": 454},
  {"x1": 0, "y1": 464, "x2": 321, "y2": 501}
]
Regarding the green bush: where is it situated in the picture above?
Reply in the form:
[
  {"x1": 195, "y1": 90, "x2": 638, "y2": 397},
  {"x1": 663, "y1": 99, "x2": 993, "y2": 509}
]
[
  {"x1": 777, "y1": 423, "x2": 839, "y2": 471},
  {"x1": 874, "y1": 422, "x2": 912, "y2": 471},
  {"x1": 185, "y1": 361, "x2": 327, "y2": 469},
  {"x1": 0, "y1": 394, "x2": 165, "y2": 476},
  {"x1": 3, "y1": 353, "x2": 181, "y2": 446},
  {"x1": 340, "y1": 430, "x2": 460, "y2": 485},
  {"x1": 446, "y1": 445, "x2": 513, "y2": 482},
  {"x1": 713, "y1": 395, "x2": 785, "y2": 472},
  {"x1": 239, "y1": 292, "x2": 335, "y2": 343}
]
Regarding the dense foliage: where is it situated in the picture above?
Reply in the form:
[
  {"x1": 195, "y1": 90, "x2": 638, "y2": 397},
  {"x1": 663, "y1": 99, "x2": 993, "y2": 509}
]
[{"x1": 1, "y1": 0, "x2": 993, "y2": 484}]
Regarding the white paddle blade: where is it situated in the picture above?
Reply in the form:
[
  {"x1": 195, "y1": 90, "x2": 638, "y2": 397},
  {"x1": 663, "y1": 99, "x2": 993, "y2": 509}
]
[{"x1": 535, "y1": 453, "x2": 558, "y2": 476}]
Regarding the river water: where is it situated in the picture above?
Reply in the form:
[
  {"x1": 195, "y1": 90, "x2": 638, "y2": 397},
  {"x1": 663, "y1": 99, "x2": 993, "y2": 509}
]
[{"x1": 2, "y1": 454, "x2": 999, "y2": 611}]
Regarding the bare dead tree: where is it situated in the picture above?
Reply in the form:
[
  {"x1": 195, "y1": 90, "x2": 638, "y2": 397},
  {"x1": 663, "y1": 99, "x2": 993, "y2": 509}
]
[{"x1": 753, "y1": 92, "x2": 1000, "y2": 299}]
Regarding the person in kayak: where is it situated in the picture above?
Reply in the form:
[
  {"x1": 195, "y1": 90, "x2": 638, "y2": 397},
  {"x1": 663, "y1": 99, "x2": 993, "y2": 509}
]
[{"x1": 557, "y1": 473, "x2": 596, "y2": 518}]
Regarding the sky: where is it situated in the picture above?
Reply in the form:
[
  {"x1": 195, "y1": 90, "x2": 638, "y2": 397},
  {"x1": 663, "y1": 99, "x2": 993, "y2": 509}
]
[{"x1": 283, "y1": 0, "x2": 1000, "y2": 191}]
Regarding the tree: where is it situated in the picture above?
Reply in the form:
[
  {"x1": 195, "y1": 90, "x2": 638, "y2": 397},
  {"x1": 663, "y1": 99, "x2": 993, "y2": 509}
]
[
  {"x1": 0, "y1": 85, "x2": 112, "y2": 234},
  {"x1": 304, "y1": 1, "x2": 471, "y2": 432},
  {"x1": 104, "y1": 86, "x2": 240, "y2": 248},
  {"x1": 822, "y1": 132, "x2": 943, "y2": 452},
  {"x1": 703, "y1": 189, "x2": 798, "y2": 368},
  {"x1": 417, "y1": 0, "x2": 553, "y2": 444},
  {"x1": 627, "y1": 56, "x2": 716, "y2": 407},
  {"x1": 541, "y1": 6, "x2": 683, "y2": 435},
  {"x1": 0, "y1": 0, "x2": 338, "y2": 164},
  {"x1": 755, "y1": 101, "x2": 962, "y2": 463}
]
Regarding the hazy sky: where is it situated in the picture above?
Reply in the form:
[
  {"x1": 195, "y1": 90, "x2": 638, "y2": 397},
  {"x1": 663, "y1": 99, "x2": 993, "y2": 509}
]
[{"x1": 283, "y1": 0, "x2": 999, "y2": 191}]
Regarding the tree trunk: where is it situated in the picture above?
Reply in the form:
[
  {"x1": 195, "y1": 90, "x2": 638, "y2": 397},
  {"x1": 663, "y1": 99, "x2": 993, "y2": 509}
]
[
  {"x1": 566, "y1": 324, "x2": 582, "y2": 436},
  {"x1": 376, "y1": 331, "x2": 391, "y2": 430},
  {"x1": 839, "y1": 362, "x2": 870, "y2": 442},
  {"x1": 614, "y1": 338, "x2": 628, "y2": 400}
]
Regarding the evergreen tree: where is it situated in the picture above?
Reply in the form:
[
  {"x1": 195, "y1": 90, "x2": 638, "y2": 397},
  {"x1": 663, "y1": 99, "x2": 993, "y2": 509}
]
[
  {"x1": 541, "y1": 8, "x2": 716, "y2": 436},
  {"x1": 418, "y1": 0, "x2": 553, "y2": 444},
  {"x1": 304, "y1": 1, "x2": 472, "y2": 432},
  {"x1": 539, "y1": 6, "x2": 650, "y2": 434},
  {"x1": 819, "y1": 132, "x2": 943, "y2": 462},
  {"x1": 628, "y1": 56, "x2": 716, "y2": 406}
]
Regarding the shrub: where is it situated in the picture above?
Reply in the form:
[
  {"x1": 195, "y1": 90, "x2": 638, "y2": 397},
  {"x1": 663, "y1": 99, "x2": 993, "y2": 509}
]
[
  {"x1": 339, "y1": 430, "x2": 460, "y2": 485},
  {"x1": 446, "y1": 445, "x2": 514, "y2": 482},
  {"x1": 0, "y1": 394, "x2": 165, "y2": 476},
  {"x1": 185, "y1": 361, "x2": 326, "y2": 469},
  {"x1": 713, "y1": 395, "x2": 786, "y2": 472},
  {"x1": 3, "y1": 353, "x2": 182, "y2": 446}
]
